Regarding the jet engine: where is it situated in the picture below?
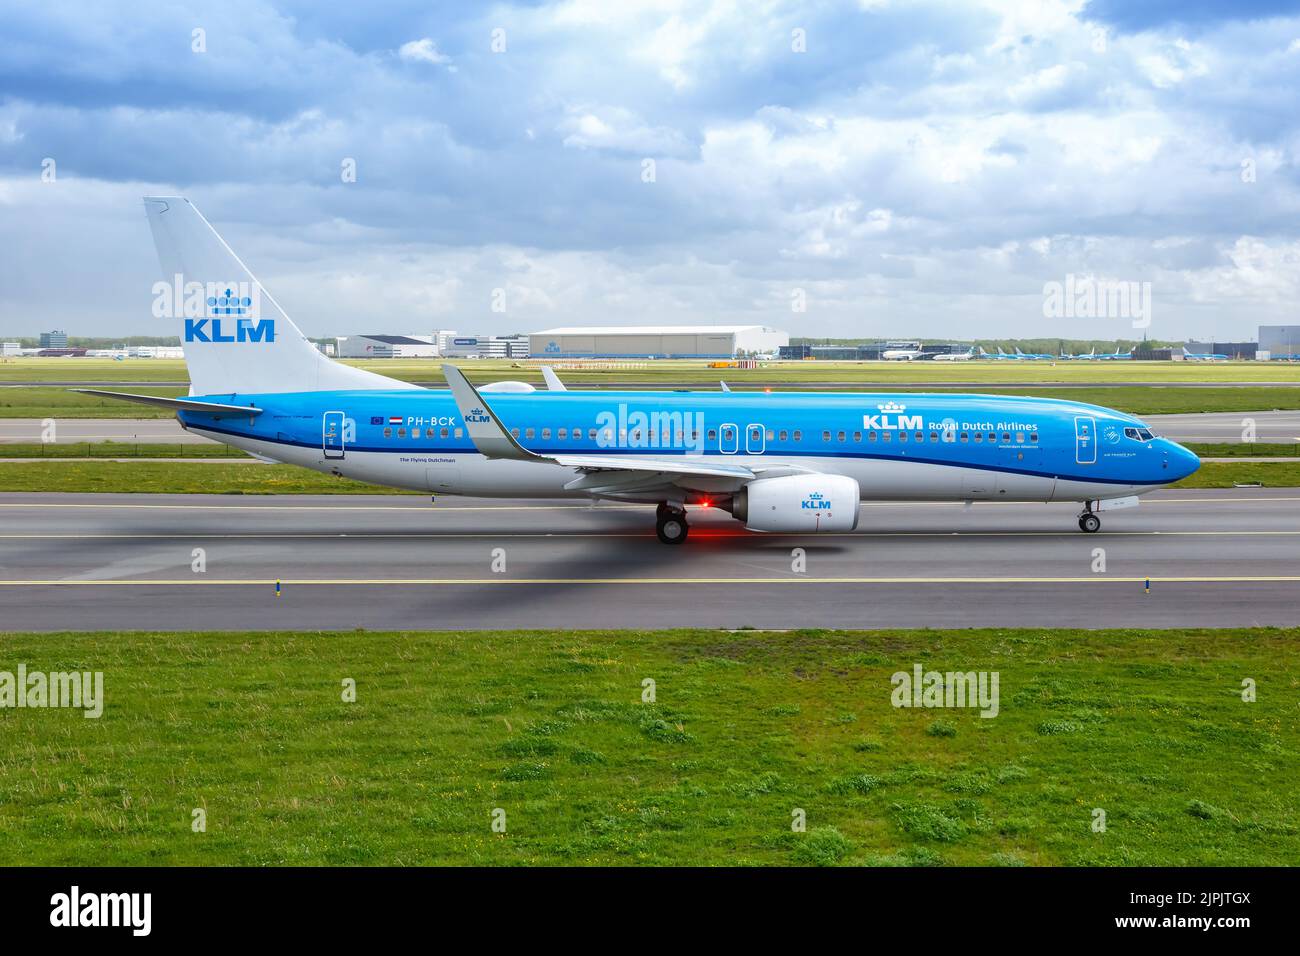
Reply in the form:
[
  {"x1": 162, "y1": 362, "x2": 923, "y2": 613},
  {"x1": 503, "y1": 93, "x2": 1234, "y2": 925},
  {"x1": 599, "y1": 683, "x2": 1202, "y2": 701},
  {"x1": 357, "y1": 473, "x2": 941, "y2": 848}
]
[{"x1": 728, "y1": 474, "x2": 861, "y2": 532}]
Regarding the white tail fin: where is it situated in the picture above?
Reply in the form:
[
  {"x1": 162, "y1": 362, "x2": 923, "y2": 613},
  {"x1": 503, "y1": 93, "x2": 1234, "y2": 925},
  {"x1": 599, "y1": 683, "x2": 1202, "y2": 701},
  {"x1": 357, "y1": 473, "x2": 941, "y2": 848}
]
[{"x1": 143, "y1": 197, "x2": 417, "y2": 396}]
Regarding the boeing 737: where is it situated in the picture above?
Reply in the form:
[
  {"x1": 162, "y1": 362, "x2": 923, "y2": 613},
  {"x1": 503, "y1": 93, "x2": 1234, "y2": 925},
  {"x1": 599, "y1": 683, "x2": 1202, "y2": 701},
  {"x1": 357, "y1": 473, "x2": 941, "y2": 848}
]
[{"x1": 76, "y1": 198, "x2": 1200, "y2": 544}]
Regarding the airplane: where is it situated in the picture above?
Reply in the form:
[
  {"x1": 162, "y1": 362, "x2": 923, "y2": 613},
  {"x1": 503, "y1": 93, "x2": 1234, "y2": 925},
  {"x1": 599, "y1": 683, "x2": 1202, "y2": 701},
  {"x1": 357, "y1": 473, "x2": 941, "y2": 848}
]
[
  {"x1": 75, "y1": 197, "x2": 1200, "y2": 544},
  {"x1": 932, "y1": 347, "x2": 975, "y2": 362},
  {"x1": 880, "y1": 346, "x2": 925, "y2": 361},
  {"x1": 1014, "y1": 347, "x2": 1056, "y2": 361},
  {"x1": 977, "y1": 346, "x2": 1016, "y2": 360},
  {"x1": 1096, "y1": 346, "x2": 1136, "y2": 361},
  {"x1": 1182, "y1": 346, "x2": 1230, "y2": 362},
  {"x1": 1059, "y1": 347, "x2": 1098, "y2": 361}
]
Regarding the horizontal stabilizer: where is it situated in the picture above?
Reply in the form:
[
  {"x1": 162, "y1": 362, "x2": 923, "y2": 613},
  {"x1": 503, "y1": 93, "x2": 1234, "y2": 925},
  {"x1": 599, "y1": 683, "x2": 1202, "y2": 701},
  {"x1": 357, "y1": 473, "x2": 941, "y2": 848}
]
[{"x1": 71, "y1": 389, "x2": 263, "y2": 416}]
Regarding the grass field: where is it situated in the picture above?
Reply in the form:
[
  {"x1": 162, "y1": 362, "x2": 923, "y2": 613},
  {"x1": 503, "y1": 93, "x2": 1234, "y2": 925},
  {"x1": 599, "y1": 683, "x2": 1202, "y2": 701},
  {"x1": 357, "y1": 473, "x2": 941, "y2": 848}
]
[
  {"x1": 3, "y1": 355, "x2": 1300, "y2": 386},
  {"x1": 0, "y1": 458, "x2": 1292, "y2": 493},
  {"x1": 0, "y1": 442, "x2": 249, "y2": 458},
  {"x1": 0, "y1": 628, "x2": 1294, "y2": 866}
]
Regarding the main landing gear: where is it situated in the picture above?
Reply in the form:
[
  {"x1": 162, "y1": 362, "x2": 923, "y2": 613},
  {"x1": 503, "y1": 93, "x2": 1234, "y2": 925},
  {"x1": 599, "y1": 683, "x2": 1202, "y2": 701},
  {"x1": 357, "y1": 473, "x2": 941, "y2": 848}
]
[
  {"x1": 656, "y1": 503, "x2": 689, "y2": 545},
  {"x1": 1077, "y1": 502, "x2": 1101, "y2": 534}
]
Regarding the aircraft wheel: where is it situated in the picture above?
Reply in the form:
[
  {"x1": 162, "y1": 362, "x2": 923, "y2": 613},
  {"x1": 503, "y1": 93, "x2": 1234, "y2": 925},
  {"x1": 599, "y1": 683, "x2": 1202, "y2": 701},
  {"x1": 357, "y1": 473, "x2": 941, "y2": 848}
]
[
  {"x1": 1079, "y1": 513, "x2": 1101, "y2": 533},
  {"x1": 656, "y1": 512, "x2": 689, "y2": 545}
]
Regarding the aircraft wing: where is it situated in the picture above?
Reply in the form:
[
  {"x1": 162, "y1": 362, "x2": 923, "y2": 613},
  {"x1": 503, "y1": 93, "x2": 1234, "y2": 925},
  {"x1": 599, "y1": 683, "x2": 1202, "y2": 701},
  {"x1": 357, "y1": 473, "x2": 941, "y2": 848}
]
[
  {"x1": 71, "y1": 389, "x2": 263, "y2": 416},
  {"x1": 442, "y1": 364, "x2": 761, "y2": 492}
]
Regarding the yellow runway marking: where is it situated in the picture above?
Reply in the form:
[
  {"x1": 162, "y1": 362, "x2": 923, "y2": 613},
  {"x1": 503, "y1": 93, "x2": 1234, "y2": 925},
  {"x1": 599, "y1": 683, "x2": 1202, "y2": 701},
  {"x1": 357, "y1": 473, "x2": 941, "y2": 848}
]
[{"x1": 2, "y1": 575, "x2": 1299, "y2": 586}]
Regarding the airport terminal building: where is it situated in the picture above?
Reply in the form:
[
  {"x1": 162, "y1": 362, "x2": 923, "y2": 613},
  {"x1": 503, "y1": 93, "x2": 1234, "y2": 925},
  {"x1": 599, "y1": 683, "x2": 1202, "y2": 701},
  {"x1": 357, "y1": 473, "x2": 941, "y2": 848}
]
[{"x1": 530, "y1": 325, "x2": 788, "y2": 359}]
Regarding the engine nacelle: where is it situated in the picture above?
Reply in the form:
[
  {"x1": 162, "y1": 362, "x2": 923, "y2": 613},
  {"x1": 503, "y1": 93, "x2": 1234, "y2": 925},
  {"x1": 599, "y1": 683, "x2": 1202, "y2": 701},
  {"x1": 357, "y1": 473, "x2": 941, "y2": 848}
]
[{"x1": 730, "y1": 475, "x2": 861, "y2": 533}]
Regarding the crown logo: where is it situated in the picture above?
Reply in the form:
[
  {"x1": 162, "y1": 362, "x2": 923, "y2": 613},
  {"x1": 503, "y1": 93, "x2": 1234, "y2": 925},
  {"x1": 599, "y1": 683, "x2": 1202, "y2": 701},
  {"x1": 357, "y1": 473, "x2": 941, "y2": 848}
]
[
  {"x1": 878, "y1": 401, "x2": 906, "y2": 413},
  {"x1": 205, "y1": 287, "x2": 253, "y2": 316}
]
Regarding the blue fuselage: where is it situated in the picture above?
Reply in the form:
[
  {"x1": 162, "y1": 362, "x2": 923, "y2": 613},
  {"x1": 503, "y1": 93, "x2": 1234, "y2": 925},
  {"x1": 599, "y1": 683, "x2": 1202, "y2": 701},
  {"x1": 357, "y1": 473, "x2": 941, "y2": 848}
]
[{"x1": 177, "y1": 388, "x2": 1200, "y2": 500}]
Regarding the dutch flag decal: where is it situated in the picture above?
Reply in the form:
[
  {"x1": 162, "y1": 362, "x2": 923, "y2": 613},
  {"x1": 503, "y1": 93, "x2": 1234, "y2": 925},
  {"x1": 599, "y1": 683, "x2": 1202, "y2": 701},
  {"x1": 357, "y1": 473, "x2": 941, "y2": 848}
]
[{"x1": 388, "y1": 416, "x2": 402, "y2": 424}]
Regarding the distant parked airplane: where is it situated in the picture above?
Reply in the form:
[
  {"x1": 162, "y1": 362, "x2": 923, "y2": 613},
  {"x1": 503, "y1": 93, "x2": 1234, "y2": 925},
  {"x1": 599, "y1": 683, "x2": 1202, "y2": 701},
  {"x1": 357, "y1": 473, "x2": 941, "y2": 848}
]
[
  {"x1": 932, "y1": 347, "x2": 975, "y2": 362},
  {"x1": 1182, "y1": 346, "x2": 1229, "y2": 361},
  {"x1": 1014, "y1": 347, "x2": 1056, "y2": 361}
]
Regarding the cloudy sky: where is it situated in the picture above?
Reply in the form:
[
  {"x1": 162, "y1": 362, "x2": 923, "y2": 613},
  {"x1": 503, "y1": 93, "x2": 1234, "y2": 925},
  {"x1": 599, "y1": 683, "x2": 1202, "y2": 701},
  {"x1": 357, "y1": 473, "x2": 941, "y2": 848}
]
[{"x1": 2, "y1": 0, "x2": 1299, "y2": 341}]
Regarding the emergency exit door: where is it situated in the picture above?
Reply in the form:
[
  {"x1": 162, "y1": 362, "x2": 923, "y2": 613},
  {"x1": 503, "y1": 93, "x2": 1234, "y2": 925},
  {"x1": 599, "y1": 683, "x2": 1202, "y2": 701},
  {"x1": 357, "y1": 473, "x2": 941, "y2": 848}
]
[{"x1": 323, "y1": 410, "x2": 346, "y2": 459}]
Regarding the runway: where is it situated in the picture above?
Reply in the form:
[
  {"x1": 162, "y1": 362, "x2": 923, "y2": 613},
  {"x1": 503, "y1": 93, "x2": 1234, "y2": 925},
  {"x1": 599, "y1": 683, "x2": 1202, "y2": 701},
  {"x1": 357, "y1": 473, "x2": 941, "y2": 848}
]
[
  {"x1": 2, "y1": 489, "x2": 1297, "y2": 631},
  {"x1": 4, "y1": 410, "x2": 1299, "y2": 445}
]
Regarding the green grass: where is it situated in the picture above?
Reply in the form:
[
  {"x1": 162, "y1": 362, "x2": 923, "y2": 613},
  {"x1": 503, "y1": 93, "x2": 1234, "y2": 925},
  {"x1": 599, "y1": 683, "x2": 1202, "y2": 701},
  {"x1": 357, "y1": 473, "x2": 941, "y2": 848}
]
[
  {"x1": 1184, "y1": 443, "x2": 1300, "y2": 458},
  {"x1": 0, "y1": 628, "x2": 1295, "y2": 865},
  {"x1": 0, "y1": 459, "x2": 1291, "y2": 494},
  {"x1": 0, "y1": 386, "x2": 188, "y2": 419},
  {"x1": 0, "y1": 442, "x2": 250, "y2": 458}
]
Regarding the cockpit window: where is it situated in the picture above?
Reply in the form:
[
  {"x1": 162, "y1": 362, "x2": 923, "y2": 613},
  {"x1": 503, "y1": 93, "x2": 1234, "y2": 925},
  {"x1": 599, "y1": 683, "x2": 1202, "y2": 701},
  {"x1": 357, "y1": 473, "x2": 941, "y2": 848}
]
[{"x1": 1124, "y1": 426, "x2": 1156, "y2": 442}]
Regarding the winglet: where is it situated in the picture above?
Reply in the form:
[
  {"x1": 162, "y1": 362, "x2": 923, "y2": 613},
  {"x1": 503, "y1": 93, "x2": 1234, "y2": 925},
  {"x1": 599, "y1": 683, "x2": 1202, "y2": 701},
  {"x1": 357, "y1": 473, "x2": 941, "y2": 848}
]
[
  {"x1": 441, "y1": 364, "x2": 547, "y2": 462},
  {"x1": 719, "y1": 381, "x2": 731, "y2": 393},
  {"x1": 540, "y1": 366, "x2": 567, "y2": 391}
]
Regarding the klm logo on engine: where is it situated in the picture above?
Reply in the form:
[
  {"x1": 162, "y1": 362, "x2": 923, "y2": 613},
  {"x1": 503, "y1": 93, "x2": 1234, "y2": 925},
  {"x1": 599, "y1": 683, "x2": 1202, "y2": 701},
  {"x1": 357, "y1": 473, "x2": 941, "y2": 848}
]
[
  {"x1": 802, "y1": 492, "x2": 832, "y2": 511},
  {"x1": 184, "y1": 317, "x2": 276, "y2": 343},
  {"x1": 862, "y1": 401, "x2": 922, "y2": 431}
]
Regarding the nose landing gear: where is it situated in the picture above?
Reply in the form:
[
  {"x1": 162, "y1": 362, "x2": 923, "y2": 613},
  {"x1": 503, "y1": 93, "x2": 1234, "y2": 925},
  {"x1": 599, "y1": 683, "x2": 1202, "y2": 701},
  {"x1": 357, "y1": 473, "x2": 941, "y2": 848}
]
[{"x1": 656, "y1": 502, "x2": 689, "y2": 544}]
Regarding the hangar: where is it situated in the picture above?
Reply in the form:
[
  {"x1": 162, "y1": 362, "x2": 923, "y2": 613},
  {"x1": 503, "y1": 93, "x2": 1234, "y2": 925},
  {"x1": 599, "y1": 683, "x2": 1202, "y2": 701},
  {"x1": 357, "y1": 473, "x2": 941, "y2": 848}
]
[{"x1": 530, "y1": 325, "x2": 788, "y2": 360}]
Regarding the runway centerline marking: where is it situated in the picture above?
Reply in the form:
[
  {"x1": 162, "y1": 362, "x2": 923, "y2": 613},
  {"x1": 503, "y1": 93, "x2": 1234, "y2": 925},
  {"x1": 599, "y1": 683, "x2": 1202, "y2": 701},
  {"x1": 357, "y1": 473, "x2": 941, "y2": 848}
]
[{"x1": 3, "y1": 575, "x2": 1300, "y2": 586}]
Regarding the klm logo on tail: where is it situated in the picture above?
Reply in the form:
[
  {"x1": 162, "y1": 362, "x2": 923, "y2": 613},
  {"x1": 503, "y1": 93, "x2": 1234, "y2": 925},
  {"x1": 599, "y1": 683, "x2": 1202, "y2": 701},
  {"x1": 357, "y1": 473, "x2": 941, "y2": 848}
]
[{"x1": 185, "y1": 316, "x2": 275, "y2": 343}]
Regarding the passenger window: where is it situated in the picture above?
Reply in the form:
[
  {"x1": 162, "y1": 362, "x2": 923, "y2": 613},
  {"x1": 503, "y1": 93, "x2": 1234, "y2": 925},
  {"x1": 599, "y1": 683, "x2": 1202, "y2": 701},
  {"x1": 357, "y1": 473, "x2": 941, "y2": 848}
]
[
  {"x1": 525, "y1": 428, "x2": 535, "y2": 440},
  {"x1": 542, "y1": 428, "x2": 551, "y2": 440},
  {"x1": 765, "y1": 428, "x2": 775, "y2": 441},
  {"x1": 881, "y1": 431, "x2": 891, "y2": 442},
  {"x1": 511, "y1": 428, "x2": 520, "y2": 438},
  {"x1": 822, "y1": 430, "x2": 831, "y2": 442},
  {"x1": 589, "y1": 428, "x2": 598, "y2": 440},
  {"x1": 425, "y1": 427, "x2": 435, "y2": 438},
  {"x1": 793, "y1": 430, "x2": 802, "y2": 441},
  {"x1": 974, "y1": 432, "x2": 982, "y2": 442},
  {"x1": 960, "y1": 432, "x2": 968, "y2": 442},
  {"x1": 1029, "y1": 432, "x2": 1037, "y2": 443},
  {"x1": 454, "y1": 428, "x2": 463, "y2": 439},
  {"x1": 899, "y1": 431, "x2": 908, "y2": 442},
  {"x1": 837, "y1": 430, "x2": 846, "y2": 442},
  {"x1": 441, "y1": 427, "x2": 449, "y2": 439},
  {"x1": 987, "y1": 432, "x2": 995, "y2": 442},
  {"x1": 779, "y1": 430, "x2": 788, "y2": 441},
  {"x1": 929, "y1": 431, "x2": 938, "y2": 442},
  {"x1": 631, "y1": 429, "x2": 641, "y2": 442},
  {"x1": 708, "y1": 429, "x2": 717, "y2": 441},
  {"x1": 853, "y1": 431, "x2": 861, "y2": 442},
  {"x1": 915, "y1": 431, "x2": 924, "y2": 442},
  {"x1": 601, "y1": 429, "x2": 612, "y2": 442},
  {"x1": 558, "y1": 428, "x2": 567, "y2": 439},
  {"x1": 397, "y1": 427, "x2": 406, "y2": 438},
  {"x1": 1015, "y1": 432, "x2": 1024, "y2": 443},
  {"x1": 383, "y1": 427, "x2": 392, "y2": 438},
  {"x1": 1002, "y1": 433, "x2": 1010, "y2": 442},
  {"x1": 868, "y1": 430, "x2": 877, "y2": 441}
]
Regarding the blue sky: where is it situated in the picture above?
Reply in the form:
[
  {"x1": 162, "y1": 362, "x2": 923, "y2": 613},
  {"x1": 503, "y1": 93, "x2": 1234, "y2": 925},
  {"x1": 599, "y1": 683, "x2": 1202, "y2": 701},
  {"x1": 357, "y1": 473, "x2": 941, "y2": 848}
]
[{"x1": 2, "y1": 0, "x2": 1299, "y2": 340}]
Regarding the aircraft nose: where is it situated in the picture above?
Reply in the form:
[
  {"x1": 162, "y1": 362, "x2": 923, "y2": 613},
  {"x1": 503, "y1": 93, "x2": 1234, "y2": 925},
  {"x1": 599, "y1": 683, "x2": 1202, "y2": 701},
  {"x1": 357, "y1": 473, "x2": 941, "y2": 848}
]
[{"x1": 1164, "y1": 440, "x2": 1200, "y2": 481}]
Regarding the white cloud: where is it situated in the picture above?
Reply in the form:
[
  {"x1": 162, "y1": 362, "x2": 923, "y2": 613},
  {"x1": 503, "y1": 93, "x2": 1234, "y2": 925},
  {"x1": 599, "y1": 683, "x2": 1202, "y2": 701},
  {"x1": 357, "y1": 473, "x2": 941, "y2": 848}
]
[{"x1": 398, "y1": 38, "x2": 450, "y2": 65}]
